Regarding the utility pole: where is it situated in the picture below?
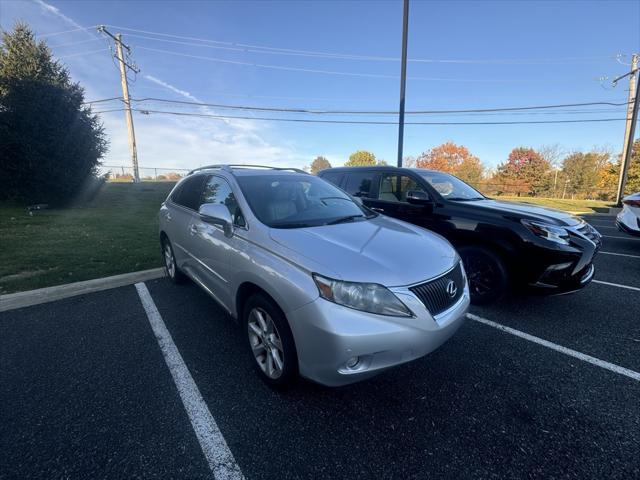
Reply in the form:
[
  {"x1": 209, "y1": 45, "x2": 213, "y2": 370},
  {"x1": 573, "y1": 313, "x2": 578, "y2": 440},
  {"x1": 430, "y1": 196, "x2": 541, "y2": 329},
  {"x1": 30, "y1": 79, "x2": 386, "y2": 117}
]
[
  {"x1": 614, "y1": 53, "x2": 639, "y2": 206},
  {"x1": 98, "y1": 26, "x2": 141, "y2": 183},
  {"x1": 396, "y1": 0, "x2": 409, "y2": 168}
]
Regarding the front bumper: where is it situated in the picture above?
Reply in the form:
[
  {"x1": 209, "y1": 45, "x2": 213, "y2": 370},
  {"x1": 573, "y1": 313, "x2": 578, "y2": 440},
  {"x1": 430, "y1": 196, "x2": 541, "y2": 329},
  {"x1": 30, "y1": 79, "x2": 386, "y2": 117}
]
[
  {"x1": 287, "y1": 284, "x2": 469, "y2": 387},
  {"x1": 526, "y1": 225, "x2": 600, "y2": 294},
  {"x1": 616, "y1": 208, "x2": 640, "y2": 236}
]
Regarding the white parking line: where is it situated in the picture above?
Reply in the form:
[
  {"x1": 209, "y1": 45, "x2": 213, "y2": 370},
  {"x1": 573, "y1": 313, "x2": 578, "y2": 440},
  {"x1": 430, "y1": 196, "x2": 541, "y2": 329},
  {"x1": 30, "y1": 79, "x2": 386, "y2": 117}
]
[
  {"x1": 467, "y1": 313, "x2": 640, "y2": 382},
  {"x1": 599, "y1": 251, "x2": 640, "y2": 259},
  {"x1": 592, "y1": 279, "x2": 640, "y2": 292},
  {"x1": 135, "y1": 283, "x2": 244, "y2": 480},
  {"x1": 602, "y1": 234, "x2": 640, "y2": 241}
]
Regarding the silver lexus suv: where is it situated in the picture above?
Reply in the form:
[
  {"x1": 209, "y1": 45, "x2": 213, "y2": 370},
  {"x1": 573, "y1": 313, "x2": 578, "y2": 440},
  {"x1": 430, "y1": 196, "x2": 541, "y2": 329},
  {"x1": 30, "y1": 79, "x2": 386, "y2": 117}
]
[{"x1": 159, "y1": 165, "x2": 469, "y2": 387}]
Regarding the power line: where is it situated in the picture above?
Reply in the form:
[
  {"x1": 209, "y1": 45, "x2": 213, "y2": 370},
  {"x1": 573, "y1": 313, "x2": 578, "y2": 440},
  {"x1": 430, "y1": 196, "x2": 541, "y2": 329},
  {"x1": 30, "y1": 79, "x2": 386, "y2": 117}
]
[
  {"x1": 94, "y1": 107, "x2": 627, "y2": 125},
  {"x1": 84, "y1": 95, "x2": 631, "y2": 114},
  {"x1": 36, "y1": 26, "x2": 98, "y2": 38},
  {"x1": 105, "y1": 24, "x2": 623, "y2": 65},
  {"x1": 135, "y1": 46, "x2": 581, "y2": 83},
  {"x1": 130, "y1": 96, "x2": 632, "y2": 115},
  {"x1": 49, "y1": 38, "x2": 103, "y2": 48},
  {"x1": 82, "y1": 97, "x2": 123, "y2": 105},
  {"x1": 58, "y1": 48, "x2": 111, "y2": 59}
]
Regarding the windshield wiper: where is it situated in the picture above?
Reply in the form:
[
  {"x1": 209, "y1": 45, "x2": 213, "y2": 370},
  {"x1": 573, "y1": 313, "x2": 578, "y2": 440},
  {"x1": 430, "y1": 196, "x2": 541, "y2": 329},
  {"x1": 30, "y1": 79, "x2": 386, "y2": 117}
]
[
  {"x1": 448, "y1": 197, "x2": 484, "y2": 201},
  {"x1": 325, "y1": 214, "x2": 366, "y2": 225}
]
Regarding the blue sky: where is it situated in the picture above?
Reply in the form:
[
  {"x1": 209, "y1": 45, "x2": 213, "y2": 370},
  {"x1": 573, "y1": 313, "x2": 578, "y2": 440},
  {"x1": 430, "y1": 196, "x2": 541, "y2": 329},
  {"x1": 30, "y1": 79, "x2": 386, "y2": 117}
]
[{"x1": 1, "y1": 0, "x2": 639, "y2": 172}]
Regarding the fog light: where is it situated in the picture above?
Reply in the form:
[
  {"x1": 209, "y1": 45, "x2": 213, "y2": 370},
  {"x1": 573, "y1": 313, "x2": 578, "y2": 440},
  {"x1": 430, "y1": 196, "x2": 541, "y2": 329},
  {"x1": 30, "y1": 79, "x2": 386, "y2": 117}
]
[{"x1": 345, "y1": 356, "x2": 360, "y2": 369}]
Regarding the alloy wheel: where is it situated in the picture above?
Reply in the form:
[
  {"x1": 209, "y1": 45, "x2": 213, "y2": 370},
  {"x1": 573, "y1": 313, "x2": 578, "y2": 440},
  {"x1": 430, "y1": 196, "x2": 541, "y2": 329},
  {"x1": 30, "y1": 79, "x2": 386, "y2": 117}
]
[
  {"x1": 247, "y1": 307, "x2": 285, "y2": 379},
  {"x1": 164, "y1": 243, "x2": 176, "y2": 278}
]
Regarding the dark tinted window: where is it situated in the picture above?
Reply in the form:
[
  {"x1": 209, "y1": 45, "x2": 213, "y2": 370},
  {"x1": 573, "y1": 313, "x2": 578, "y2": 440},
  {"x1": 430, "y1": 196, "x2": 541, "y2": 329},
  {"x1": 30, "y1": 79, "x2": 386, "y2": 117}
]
[
  {"x1": 173, "y1": 175, "x2": 206, "y2": 210},
  {"x1": 344, "y1": 172, "x2": 375, "y2": 197},
  {"x1": 377, "y1": 174, "x2": 425, "y2": 202},
  {"x1": 201, "y1": 176, "x2": 246, "y2": 227},
  {"x1": 319, "y1": 171, "x2": 343, "y2": 187}
]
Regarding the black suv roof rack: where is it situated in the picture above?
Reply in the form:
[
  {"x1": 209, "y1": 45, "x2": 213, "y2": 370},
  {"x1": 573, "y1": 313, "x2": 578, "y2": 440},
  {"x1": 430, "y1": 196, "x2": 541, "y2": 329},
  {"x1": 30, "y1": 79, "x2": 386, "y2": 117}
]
[{"x1": 188, "y1": 164, "x2": 308, "y2": 175}]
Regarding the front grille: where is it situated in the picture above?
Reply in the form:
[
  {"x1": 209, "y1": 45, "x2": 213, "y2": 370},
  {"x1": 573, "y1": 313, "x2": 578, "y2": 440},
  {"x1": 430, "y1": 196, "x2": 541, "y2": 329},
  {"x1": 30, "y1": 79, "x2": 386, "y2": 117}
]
[{"x1": 409, "y1": 262, "x2": 464, "y2": 316}]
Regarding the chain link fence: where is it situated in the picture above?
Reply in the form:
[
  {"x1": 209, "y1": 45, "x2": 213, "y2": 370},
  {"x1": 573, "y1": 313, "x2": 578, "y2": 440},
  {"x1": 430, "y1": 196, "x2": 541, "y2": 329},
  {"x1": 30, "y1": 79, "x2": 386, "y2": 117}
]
[{"x1": 99, "y1": 165, "x2": 190, "y2": 182}]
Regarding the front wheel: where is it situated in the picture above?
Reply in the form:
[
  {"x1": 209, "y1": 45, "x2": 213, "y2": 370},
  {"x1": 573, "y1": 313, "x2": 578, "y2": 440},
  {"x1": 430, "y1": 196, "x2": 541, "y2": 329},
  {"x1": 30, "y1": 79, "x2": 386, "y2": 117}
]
[
  {"x1": 458, "y1": 245, "x2": 508, "y2": 305},
  {"x1": 161, "y1": 237, "x2": 186, "y2": 284},
  {"x1": 244, "y1": 293, "x2": 298, "y2": 388}
]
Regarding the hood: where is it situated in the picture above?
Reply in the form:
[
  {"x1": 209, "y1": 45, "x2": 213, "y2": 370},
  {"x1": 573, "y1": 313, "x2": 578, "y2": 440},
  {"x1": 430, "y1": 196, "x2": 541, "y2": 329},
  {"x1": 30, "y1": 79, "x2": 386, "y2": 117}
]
[
  {"x1": 464, "y1": 199, "x2": 582, "y2": 226},
  {"x1": 269, "y1": 216, "x2": 457, "y2": 287}
]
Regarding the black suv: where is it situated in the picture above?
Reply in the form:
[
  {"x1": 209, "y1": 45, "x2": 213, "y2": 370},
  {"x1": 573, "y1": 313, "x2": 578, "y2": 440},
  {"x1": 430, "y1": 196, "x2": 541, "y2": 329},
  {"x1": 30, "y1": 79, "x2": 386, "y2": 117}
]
[{"x1": 318, "y1": 166, "x2": 601, "y2": 304}]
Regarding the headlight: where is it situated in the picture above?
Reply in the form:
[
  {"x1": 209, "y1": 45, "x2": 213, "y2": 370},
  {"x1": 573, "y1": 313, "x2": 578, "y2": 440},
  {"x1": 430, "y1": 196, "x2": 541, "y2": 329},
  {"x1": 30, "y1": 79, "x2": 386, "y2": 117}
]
[
  {"x1": 521, "y1": 220, "x2": 570, "y2": 245},
  {"x1": 312, "y1": 274, "x2": 413, "y2": 317}
]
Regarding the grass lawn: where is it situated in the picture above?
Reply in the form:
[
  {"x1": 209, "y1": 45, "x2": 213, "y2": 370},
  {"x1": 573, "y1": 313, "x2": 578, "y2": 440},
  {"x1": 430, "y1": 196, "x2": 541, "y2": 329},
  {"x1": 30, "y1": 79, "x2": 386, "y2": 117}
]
[
  {"x1": 0, "y1": 183, "x2": 617, "y2": 294},
  {"x1": 495, "y1": 196, "x2": 615, "y2": 213},
  {"x1": 0, "y1": 183, "x2": 174, "y2": 294}
]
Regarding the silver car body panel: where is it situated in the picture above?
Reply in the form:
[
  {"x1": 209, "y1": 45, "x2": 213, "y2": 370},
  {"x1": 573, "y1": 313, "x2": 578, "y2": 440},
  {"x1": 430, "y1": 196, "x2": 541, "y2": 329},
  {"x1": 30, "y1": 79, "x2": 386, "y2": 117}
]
[{"x1": 159, "y1": 168, "x2": 469, "y2": 385}]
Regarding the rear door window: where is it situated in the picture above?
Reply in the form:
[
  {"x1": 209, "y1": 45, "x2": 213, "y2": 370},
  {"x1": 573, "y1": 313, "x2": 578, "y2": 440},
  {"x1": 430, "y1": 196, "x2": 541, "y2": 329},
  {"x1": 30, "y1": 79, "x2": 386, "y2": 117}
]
[
  {"x1": 344, "y1": 172, "x2": 375, "y2": 198},
  {"x1": 377, "y1": 173, "x2": 426, "y2": 203}
]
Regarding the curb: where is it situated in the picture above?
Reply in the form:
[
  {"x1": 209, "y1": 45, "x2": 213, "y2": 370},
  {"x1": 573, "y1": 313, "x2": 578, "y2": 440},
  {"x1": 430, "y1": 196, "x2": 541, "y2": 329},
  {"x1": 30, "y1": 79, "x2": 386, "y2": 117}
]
[{"x1": 0, "y1": 268, "x2": 165, "y2": 313}]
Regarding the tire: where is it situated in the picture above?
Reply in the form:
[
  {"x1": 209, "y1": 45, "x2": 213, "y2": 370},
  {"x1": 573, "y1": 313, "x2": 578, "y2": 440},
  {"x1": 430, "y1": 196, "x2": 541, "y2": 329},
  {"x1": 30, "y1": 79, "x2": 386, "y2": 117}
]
[
  {"x1": 244, "y1": 293, "x2": 298, "y2": 388},
  {"x1": 161, "y1": 237, "x2": 186, "y2": 284},
  {"x1": 458, "y1": 245, "x2": 509, "y2": 305}
]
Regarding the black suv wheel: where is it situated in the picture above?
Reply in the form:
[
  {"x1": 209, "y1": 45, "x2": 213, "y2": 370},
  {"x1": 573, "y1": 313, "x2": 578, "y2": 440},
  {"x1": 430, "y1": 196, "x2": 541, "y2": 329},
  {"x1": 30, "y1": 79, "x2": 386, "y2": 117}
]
[{"x1": 458, "y1": 245, "x2": 508, "y2": 305}]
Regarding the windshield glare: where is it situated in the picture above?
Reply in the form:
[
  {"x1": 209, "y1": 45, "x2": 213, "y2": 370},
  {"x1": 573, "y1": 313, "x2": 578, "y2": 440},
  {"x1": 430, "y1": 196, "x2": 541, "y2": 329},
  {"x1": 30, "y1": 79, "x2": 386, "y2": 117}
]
[
  {"x1": 416, "y1": 171, "x2": 485, "y2": 201},
  {"x1": 236, "y1": 174, "x2": 372, "y2": 228}
]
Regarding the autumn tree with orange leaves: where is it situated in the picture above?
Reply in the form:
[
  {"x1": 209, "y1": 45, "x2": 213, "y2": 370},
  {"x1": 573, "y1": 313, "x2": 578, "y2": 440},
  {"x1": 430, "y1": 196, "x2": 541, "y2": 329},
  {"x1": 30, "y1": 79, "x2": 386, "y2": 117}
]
[{"x1": 415, "y1": 142, "x2": 484, "y2": 184}]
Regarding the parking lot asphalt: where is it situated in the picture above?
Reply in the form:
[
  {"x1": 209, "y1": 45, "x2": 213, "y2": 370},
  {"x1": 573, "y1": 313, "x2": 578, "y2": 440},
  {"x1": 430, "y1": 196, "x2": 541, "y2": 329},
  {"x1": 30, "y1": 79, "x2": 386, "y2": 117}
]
[{"x1": 1, "y1": 214, "x2": 639, "y2": 479}]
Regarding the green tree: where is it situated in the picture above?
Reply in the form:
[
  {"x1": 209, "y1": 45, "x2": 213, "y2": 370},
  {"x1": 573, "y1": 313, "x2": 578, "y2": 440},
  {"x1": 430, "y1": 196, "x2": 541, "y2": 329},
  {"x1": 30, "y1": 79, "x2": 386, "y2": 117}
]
[
  {"x1": 309, "y1": 155, "x2": 331, "y2": 174},
  {"x1": 345, "y1": 150, "x2": 378, "y2": 166},
  {"x1": 561, "y1": 151, "x2": 609, "y2": 198},
  {"x1": 0, "y1": 22, "x2": 108, "y2": 204},
  {"x1": 600, "y1": 139, "x2": 640, "y2": 197}
]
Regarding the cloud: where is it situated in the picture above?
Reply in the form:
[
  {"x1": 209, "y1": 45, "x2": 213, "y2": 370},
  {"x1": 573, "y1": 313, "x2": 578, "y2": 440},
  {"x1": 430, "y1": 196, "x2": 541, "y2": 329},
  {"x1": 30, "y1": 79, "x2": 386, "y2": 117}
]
[{"x1": 33, "y1": 0, "x2": 94, "y2": 38}]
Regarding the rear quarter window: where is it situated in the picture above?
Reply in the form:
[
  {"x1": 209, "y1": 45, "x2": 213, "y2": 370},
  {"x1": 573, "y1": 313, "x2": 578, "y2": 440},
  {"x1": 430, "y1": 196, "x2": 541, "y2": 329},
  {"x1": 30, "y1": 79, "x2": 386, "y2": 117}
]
[
  {"x1": 319, "y1": 171, "x2": 343, "y2": 187},
  {"x1": 344, "y1": 171, "x2": 375, "y2": 198}
]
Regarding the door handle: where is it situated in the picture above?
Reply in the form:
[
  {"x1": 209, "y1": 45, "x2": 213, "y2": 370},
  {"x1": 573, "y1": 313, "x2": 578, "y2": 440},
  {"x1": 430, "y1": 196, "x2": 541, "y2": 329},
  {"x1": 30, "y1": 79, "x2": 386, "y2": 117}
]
[
  {"x1": 370, "y1": 207, "x2": 384, "y2": 212},
  {"x1": 189, "y1": 224, "x2": 198, "y2": 236}
]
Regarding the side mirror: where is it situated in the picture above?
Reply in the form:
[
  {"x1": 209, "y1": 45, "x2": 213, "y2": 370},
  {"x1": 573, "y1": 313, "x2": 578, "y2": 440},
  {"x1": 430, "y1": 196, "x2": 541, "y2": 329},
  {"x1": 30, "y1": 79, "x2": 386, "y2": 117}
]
[
  {"x1": 406, "y1": 190, "x2": 431, "y2": 205},
  {"x1": 198, "y1": 203, "x2": 234, "y2": 237}
]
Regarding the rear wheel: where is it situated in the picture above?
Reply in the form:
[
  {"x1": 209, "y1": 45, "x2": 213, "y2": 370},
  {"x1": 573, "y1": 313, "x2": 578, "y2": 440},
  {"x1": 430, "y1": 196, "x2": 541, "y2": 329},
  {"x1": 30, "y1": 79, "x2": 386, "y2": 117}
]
[
  {"x1": 458, "y1": 245, "x2": 508, "y2": 305},
  {"x1": 161, "y1": 237, "x2": 186, "y2": 284},
  {"x1": 244, "y1": 293, "x2": 298, "y2": 388}
]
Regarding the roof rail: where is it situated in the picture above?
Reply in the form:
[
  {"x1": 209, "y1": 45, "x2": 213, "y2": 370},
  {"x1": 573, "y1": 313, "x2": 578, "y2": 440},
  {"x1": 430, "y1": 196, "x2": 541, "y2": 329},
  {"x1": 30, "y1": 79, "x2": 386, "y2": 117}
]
[{"x1": 187, "y1": 164, "x2": 308, "y2": 175}]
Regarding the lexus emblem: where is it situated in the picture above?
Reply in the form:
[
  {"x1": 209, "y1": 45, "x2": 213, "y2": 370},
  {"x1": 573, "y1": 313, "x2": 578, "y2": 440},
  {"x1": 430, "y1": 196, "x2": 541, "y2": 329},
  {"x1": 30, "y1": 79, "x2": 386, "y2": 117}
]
[{"x1": 446, "y1": 280, "x2": 457, "y2": 298}]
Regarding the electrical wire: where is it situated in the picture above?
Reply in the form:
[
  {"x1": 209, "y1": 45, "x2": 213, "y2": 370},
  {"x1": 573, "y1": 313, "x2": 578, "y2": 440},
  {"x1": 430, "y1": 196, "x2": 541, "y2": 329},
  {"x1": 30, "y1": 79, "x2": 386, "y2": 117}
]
[
  {"x1": 82, "y1": 97, "x2": 123, "y2": 105},
  {"x1": 105, "y1": 24, "x2": 624, "y2": 65},
  {"x1": 49, "y1": 38, "x2": 103, "y2": 48},
  {"x1": 58, "y1": 48, "x2": 111, "y2": 59},
  {"x1": 130, "y1": 96, "x2": 632, "y2": 115},
  {"x1": 36, "y1": 26, "x2": 98, "y2": 38},
  {"x1": 135, "y1": 46, "x2": 573, "y2": 83},
  {"x1": 93, "y1": 107, "x2": 628, "y2": 125}
]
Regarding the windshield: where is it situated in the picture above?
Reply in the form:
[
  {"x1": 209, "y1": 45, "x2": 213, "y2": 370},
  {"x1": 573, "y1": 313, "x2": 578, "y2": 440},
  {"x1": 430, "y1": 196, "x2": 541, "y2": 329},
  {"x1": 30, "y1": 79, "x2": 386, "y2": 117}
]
[
  {"x1": 236, "y1": 174, "x2": 374, "y2": 228},
  {"x1": 415, "y1": 171, "x2": 485, "y2": 201}
]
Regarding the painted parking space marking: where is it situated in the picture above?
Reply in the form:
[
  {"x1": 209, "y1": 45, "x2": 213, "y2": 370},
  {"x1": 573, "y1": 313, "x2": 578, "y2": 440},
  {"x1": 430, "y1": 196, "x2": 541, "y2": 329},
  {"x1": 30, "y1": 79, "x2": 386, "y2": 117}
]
[
  {"x1": 599, "y1": 251, "x2": 640, "y2": 259},
  {"x1": 467, "y1": 313, "x2": 640, "y2": 382},
  {"x1": 135, "y1": 282, "x2": 245, "y2": 480},
  {"x1": 592, "y1": 279, "x2": 640, "y2": 292},
  {"x1": 601, "y1": 234, "x2": 640, "y2": 241}
]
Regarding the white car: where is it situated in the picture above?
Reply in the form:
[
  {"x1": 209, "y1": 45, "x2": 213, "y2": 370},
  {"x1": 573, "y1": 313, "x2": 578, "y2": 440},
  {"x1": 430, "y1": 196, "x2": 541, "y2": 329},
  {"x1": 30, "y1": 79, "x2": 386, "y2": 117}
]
[{"x1": 616, "y1": 192, "x2": 640, "y2": 236}]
